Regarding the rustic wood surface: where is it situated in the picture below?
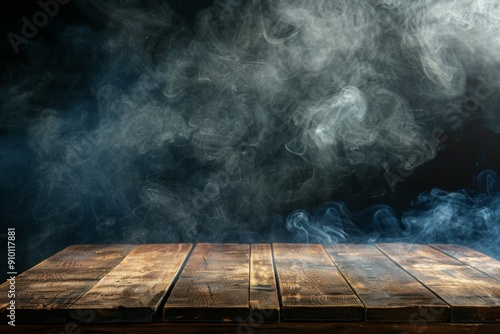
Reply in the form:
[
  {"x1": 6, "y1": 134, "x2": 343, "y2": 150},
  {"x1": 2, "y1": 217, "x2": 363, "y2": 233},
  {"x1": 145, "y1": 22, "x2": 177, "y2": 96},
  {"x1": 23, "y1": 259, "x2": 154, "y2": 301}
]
[
  {"x1": 377, "y1": 243, "x2": 500, "y2": 323},
  {"x1": 324, "y1": 244, "x2": 450, "y2": 322},
  {"x1": 0, "y1": 244, "x2": 135, "y2": 323},
  {"x1": 249, "y1": 244, "x2": 280, "y2": 322},
  {"x1": 1, "y1": 242, "x2": 499, "y2": 329},
  {"x1": 273, "y1": 243, "x2": 364, "y2": 321},
  {"x1": 431, "y1": 244, "x2": 500, "y2": 282},
  {"x1": 163, "y1": 243, "x2": 250, "y2": 322},
  {"x1": 68, "y1": 244, "x2": 192, "y2": 323}
]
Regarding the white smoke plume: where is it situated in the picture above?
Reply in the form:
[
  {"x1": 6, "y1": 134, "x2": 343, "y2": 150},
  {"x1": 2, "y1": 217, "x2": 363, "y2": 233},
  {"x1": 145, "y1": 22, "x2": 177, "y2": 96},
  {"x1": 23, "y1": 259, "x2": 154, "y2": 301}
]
[{"x1": 1, "y1": 0, "x2": 500, "y2": 265}]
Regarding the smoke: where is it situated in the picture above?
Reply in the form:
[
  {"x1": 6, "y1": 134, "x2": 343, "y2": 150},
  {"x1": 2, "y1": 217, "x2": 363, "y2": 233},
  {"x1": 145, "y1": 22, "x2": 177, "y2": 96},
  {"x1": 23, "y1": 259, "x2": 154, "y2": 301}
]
[
  {"x1": 287, "y1": 170, "x2": 500, "y2": 258},
  {"x1": 1, "y1": 0, "x2": 500, "y2": 268}
]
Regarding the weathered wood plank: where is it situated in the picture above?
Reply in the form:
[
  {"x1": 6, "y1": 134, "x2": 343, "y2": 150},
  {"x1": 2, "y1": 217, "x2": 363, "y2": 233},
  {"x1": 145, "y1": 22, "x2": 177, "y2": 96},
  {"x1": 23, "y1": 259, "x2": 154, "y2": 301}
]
[
  {"x1": 164, "y1": 243, "x2": 250, "y2": 322},
  {"x1": 431, "y1": 244, "x2": 500, "y2": 282},
  {"x1": 324, "y1": 244, "x2": 450, "y2": 322},
  {"x1": 377, "y1": 243, "x2": 500, "y2": 323},
  {"x1": 273, "y1": 243, "x2": 364, "y2": 321},
  {"x1": 250, "y1": 244, "x2": 280, "y2": 322},
  {"x1": 69, "y1": 244, "x2": 192, "y2": 323},
  {"x1": 0, "y1": 244, "x2": 136, "y2": 323}
]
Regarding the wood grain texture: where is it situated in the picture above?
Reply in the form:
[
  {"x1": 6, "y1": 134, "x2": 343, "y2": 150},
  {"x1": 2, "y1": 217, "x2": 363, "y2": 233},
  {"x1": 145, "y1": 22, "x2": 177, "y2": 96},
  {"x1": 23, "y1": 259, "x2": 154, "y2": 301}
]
[
  {"x1": 164, "y1": 243, "x2": 250, "y2": 322},
  {"x1": 273, "y1": 243, "x2": 364, "y2": 321},
  {"x1": 0, "y1": 244, "x2": 136, "y2": 323},
  {"x1": 69, "y1": 244, "x2": 192, "y2": 323},
  {"x1": 250, "y1": 244, "x2": 280, "y2": 322},
  {"x1": 324, "y1": 244, "x2": 450, "y2": 322},
  {"x1": 431, "y1": 244, "x2": 500, "y2": 282},
  {"x1": 377, "y1": 243, "x2": 500, "y2": 323},
  {"x1": 3, "y1": 242, "x2": 499, "y2": 327}
]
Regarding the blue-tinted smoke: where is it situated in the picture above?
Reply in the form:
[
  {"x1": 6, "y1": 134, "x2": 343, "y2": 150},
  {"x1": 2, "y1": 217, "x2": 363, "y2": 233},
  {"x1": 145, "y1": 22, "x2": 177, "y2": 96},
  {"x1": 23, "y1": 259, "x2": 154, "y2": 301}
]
[{"x1": 287, "y1": 170, "x2": 500, "y2": 258}]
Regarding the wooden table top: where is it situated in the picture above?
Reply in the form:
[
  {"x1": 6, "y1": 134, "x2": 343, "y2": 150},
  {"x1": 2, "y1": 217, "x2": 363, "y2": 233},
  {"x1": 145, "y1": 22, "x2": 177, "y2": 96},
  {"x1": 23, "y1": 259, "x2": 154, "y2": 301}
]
[{"x1": 1, "y1": 243, "x2": 499, "y2": 333}]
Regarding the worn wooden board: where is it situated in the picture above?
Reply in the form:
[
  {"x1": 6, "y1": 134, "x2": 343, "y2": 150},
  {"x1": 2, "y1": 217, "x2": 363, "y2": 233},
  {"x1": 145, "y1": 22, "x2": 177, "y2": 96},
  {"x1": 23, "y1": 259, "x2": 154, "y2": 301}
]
[
  {"x1": 324, "y1": 244, "x2": 450, "y2": 322},
  {"x1": 273, "y1": 243, "x2": 364, "y2": 321},
  {"x1": 3, "y1": 242, "x2": 500, "y2": 327},
  {"x1": 164, "y1": 243, "x2": 250, "y2": 322},
  {"x1": 0, "y1": 244, "x2": 136, "y2": 323},
  {"x1": 68, "y1": 244, "x2": 192, "y2": 323},
  {"x1": 431, "y1": 244, "x2": 500, "y2": 282},
  {"x1": 250, "y1": 244, "x2": 280, "y2": 322},
  {"x1": 377, "y1": 243, "x2": 500, "y2": 323}
]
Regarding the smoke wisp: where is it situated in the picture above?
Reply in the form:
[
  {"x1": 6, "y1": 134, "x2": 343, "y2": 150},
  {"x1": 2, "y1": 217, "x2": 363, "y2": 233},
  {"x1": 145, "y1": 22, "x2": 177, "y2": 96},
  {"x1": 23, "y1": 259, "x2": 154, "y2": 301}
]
[{"x1": 1, "y1": 0, "x2": 500, "y2": 268}]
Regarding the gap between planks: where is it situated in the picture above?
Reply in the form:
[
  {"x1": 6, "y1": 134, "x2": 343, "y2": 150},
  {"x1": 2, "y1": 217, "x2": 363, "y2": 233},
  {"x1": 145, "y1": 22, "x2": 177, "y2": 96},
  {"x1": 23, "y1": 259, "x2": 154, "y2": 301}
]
[
  {"x1": 0, "y1": 244, "x2": 137, "y2": 324},
  {"x1": 430, "y1": 244, "x2": 500, "y2": 283},
  {"x1": 68, "y1": 244, "x2": 192, "y2": 323},
  {"x1": 2, "y1": 243, "x2": 499, "y2": 325},
  {"x1": 249, "y1": 244, "x2": 280, "y2": 322},
  {"x1": 376, "y1": 243, "x2": 500, "y2": 323},
  {"x1": 163, "y1": 243, "x2": 251, "y2": 322},
  {"x1": 272, "y1": 243, "x2": 365, "y2": 321},
  {"x1": 324, "y1": 244, "x2": 450, "y2": 322}
]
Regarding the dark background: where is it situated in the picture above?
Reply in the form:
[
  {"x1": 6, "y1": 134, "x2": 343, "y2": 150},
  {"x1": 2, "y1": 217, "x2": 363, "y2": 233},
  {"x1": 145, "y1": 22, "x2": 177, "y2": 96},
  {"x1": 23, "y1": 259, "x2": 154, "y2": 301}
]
[{"x1": 0, "y1": 0, "x2": 499, "y2": 277}]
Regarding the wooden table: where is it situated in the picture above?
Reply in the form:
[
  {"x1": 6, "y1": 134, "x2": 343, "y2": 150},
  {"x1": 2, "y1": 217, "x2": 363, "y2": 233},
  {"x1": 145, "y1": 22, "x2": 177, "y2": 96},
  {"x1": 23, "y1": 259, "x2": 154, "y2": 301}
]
[{"x1": 1, "y1": 243, "x2": 499, "y2": 333}]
